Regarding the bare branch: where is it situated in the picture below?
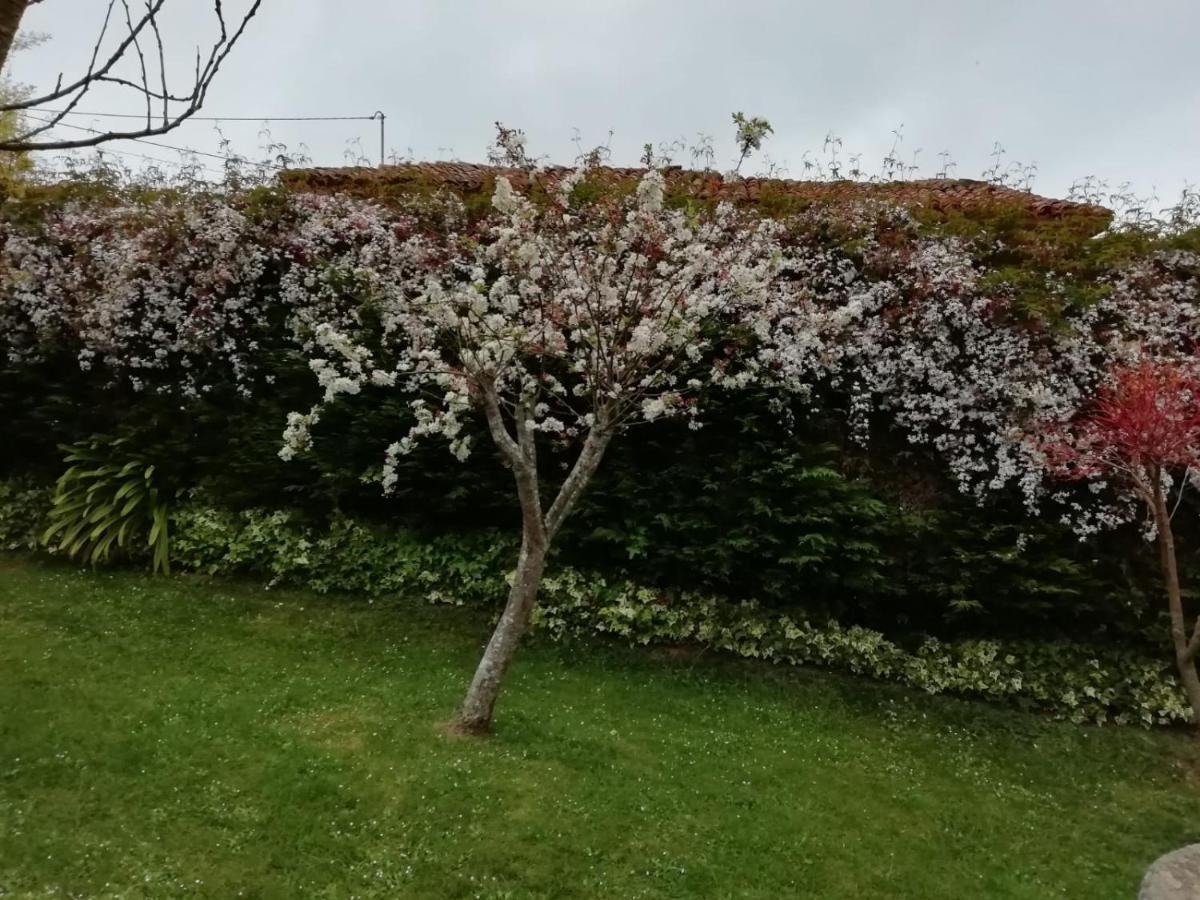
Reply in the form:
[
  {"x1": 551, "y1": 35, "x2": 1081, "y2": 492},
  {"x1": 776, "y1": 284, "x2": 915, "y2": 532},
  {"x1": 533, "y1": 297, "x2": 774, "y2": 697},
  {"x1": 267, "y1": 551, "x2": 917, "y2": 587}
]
[
  {"x1": 1186, "y1": 617, "x2": 1200, "y2": 663},
  {"x1": 2, "y1": 0, "x2": 164, "y2": 112},
  {"x1": 0, "y1": 0, "x2": 263, "y2": 153},
  {"x1": 118, "y1": 0, "x2": 152, "y2": 131},
  {"x1": 147, "y1": 2, "x2": 168, "y2": 126},
  {"x1": 1170, "y1": 466, "x2": 1191, "y2": 520}
]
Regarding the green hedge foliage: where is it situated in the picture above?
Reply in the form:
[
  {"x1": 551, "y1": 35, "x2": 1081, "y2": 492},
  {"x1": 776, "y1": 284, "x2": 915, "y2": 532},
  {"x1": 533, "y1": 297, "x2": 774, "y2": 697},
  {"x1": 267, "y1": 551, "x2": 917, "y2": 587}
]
[
  {"x1": 0, "y1": 479, "x2": 49, "y2": 551},
  {"x1": 0, "y1": 348, "x2": 1171, "y2": 645}
]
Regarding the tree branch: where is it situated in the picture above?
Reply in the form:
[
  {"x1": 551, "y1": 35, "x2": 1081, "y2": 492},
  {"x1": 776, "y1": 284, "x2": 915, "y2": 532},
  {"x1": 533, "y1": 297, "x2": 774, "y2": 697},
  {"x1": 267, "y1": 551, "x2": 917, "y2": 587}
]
[
  {"x1": 0, "y1": 0, "x2": 263, "y2": 153},
  {"x1": 545, "y1": 412, "x2": 614, "y2": 539},
  {"x1": 481, "y1": 382, "x2": 523, "y2": 467},
  {"x1": 1186, "y1": 618, "x2": 1200, "y2": 663}
]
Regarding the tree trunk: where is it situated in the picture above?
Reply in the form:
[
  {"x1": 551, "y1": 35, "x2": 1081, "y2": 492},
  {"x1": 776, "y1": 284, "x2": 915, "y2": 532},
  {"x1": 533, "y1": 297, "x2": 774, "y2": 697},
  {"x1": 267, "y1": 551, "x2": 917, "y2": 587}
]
[
  {"x1": 453, "y1": 393, "x2": 615, "y2": 735},
  {"x1": 1152, "y1": 479, "x2": 1200, "y2": 728},
  {"x1": 454, "y1": 524, "x2": 547, "y2": 735},
  {"x1": 0, "y1": 0, "x2": 28, "y2": 74}
]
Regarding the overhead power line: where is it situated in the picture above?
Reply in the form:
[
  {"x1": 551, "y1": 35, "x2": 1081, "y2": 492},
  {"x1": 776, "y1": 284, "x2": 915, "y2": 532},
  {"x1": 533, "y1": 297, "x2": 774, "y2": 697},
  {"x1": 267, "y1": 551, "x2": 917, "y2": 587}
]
[
  {"x1": 39, "y1": 109, "x2": 380, "y2": 123},
  {"x1": 35, "y1": 109, "x2": 389, "y2": 164},
  {"x1": 23, "y1": 114, "x2": 289, "y2": 170},
  {"x1": 44, "y1": 146, "x2": 227, "y2": 178}
]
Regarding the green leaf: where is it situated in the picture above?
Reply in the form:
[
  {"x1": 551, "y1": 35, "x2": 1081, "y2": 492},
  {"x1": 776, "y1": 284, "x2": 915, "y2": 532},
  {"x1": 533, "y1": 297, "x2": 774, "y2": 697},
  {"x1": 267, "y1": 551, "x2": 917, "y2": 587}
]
[
  {"x1": 91, "y1": 531, "x2": 119, "y2": 564},
  {"x1": 120, "y1": 492, "x2": 145, "y2": 517},
  {"x1": 57, "y1": 518, "x2": 91, "y2": 553},
  {"x1": 113, "y1": 479, "x2": 141, "y2": 502},
  {"x1": 86, "y1": 502, "x2": 116, "y2": 524},
  {"x1": 151, "y1": 505, "x2": 170, "y2": 575},
  {"x1": 89, "y1": 516, "x2": 121, "y2": 542}
]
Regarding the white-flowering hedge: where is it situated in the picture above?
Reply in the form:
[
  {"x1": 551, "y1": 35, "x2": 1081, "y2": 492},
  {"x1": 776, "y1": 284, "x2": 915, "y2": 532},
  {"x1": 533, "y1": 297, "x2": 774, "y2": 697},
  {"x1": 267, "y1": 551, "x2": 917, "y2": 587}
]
[
  {"x1": 4, "y1": 178, "x2": 1195, "y2": 530},
  {"x1": 0, "y1": 190, "x2": 430, "y2": 398},
  {"x1": 768, "y1": 205, "x2": 1200, "y2": 523}
]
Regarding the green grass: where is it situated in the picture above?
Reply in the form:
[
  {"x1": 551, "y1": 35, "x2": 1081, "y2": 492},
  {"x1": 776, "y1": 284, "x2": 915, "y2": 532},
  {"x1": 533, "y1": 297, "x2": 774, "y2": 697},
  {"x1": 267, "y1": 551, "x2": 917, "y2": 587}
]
[{"x1": 1, "y1": 558, "x2": 1199, "y2": 899}]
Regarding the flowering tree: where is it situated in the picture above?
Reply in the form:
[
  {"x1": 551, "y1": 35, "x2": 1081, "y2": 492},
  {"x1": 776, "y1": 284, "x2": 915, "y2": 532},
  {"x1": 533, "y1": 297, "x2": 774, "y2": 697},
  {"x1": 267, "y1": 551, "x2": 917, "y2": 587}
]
[
  {"x1": 1041, "y1": 358, "x2": 1200, "y2": 725},
  {"x1": 282, "y1": 168, "x2": 800, "y2": 733},
  {"x1": 4, "y1": 158, "x2": 1197, "y2": 728}
]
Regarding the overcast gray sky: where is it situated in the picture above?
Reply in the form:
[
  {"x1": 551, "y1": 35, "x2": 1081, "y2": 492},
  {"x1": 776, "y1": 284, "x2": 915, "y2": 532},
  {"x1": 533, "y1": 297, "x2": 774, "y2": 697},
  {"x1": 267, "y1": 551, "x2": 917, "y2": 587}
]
[{"x1": 12, "y1": 0, "x2": 1200, "y2": 203}]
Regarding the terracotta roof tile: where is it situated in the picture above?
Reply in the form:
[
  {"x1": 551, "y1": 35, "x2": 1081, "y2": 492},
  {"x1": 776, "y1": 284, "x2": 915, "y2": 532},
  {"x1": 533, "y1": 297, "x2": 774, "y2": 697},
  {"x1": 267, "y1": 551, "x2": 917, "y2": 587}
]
[{"x1": 280, "y1": 162, "x2": 1112, "y2": 228}]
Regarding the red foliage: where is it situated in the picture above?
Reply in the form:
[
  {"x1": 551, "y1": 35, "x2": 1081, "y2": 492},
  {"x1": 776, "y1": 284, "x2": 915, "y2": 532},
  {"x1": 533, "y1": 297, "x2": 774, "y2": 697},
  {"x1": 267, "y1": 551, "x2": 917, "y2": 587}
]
[{"x1": 1042, "y1": 358, "x2": 1200, "y2": 485}]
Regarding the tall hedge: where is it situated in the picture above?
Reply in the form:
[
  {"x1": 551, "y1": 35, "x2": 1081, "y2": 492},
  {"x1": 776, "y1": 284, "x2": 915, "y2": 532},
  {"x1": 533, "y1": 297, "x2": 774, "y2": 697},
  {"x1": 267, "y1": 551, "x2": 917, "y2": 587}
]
[{"x1": 1, "y1": 173, "x2": 1197, "y2": 648}]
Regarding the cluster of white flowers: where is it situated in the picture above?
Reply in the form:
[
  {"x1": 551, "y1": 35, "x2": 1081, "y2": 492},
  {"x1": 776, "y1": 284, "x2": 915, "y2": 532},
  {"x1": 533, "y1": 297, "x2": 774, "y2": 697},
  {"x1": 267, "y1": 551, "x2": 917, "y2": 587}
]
[
  {"x1": 794, "y1": 234, "x2": 1096, "y2": 500},
  {"x1": 1082, "y1": 250, "x2": 1200, "y2": 361},
  {"x1": 765, "y1": 209, "x2": 1200, "y2": 526},
  {"x1": 279, "y1": 409, "x2": 319, "y2": 461},
  {"x1": 0, "y1": 190, "x2": 436, "y2": 399},
  {"x1": 355, "y1": 169, "x2": 800, "y2": 471},
  {"x1": 0, "y1": 197, "x2": 273, "y2": 396},
  {"x1": 275, "y1": 193, "x2": 437, "y2": 349}
]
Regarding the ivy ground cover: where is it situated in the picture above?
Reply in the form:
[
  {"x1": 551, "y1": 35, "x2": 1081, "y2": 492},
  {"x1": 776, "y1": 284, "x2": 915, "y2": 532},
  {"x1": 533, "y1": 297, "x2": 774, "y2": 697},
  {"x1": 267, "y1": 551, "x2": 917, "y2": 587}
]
[{"x1": 1, "y1": 557, "x2": 1197, "y2": 899}]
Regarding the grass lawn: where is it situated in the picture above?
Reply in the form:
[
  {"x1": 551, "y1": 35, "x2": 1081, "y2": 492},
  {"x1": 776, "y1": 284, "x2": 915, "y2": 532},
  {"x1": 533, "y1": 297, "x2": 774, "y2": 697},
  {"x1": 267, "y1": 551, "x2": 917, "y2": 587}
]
[{"x1": 1, "y1": 558, "x2": 1199, "y2": 898}]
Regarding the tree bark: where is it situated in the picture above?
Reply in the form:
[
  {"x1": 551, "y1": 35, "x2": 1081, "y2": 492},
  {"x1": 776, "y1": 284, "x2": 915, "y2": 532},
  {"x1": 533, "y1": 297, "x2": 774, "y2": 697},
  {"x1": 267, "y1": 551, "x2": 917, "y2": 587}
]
[
  {"x1": 452, "y1": 392, "x2": 613, "y2": 735},
  {"x1": 1152, "y1": 478, "x2": 1200, "y2": 728},
  {"x1": 454, "y1": 523, "x2": 547, "y2": 735},
  {"x1": 0, "y1": 0, "x2": 28, "y2": 74}
]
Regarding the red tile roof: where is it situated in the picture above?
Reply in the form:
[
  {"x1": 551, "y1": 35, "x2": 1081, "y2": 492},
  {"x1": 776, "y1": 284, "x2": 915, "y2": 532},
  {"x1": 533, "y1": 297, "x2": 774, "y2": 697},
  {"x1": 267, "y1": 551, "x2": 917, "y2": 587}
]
[{"x1": 280, "y1": 162, "x2": 1112, "y2": 229}]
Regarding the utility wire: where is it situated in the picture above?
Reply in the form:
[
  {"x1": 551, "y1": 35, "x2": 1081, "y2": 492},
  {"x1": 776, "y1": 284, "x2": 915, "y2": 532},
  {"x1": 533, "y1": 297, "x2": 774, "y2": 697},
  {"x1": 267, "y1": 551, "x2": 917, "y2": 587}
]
[
  {"x1": 23, "y1": 114, "x2": 289, "y2": 170},
  {"x1": 38, "y1": 109, "x2": 381, "y2": 122},
  {"x1": 87, "y1": 147, "x2": 226, "y2": 176},
  {"x1": 33, "y1": 108, "x2": 388, "y2": 165},
  {"x1": 43, "y1": 147, "x2": 227, "y2": 177}
]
